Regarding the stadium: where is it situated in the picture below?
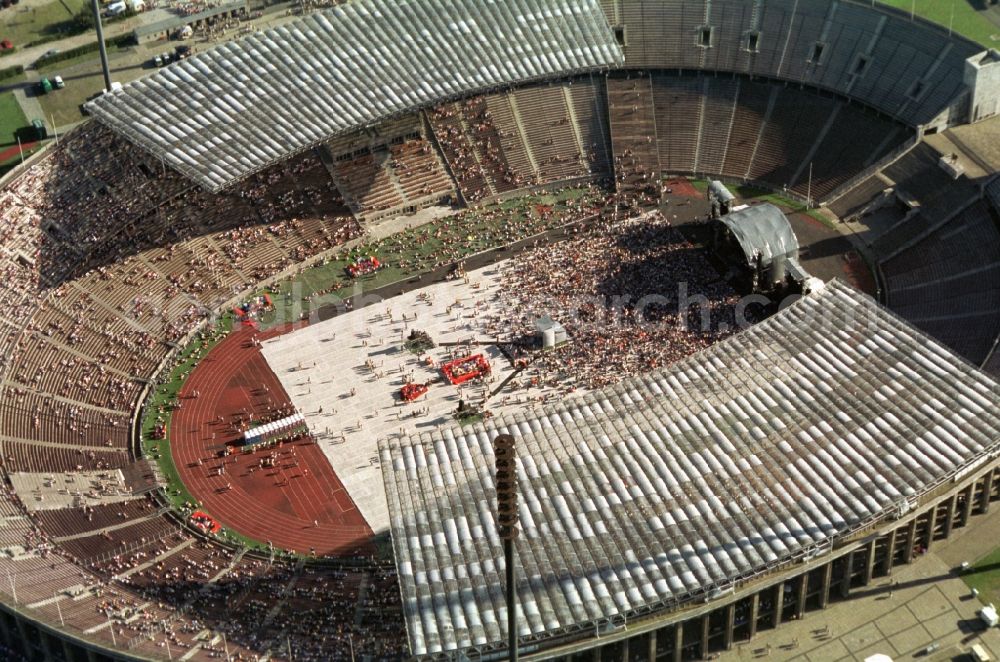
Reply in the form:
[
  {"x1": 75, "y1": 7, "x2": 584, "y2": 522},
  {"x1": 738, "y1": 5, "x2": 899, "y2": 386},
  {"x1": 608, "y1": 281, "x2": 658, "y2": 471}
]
[{"x1": 0, "y1": 0, "x2": 998, "y2": 660}]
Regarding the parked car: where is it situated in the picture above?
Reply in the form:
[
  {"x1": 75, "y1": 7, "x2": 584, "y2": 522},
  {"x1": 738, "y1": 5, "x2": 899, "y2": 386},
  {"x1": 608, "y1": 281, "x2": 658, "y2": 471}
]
[
  {"x1": 53, "y1": 75, "x2": 64, "y2": 89},
  {"x1": 104, "y1": 1, "x2": 126, "y2": 17},
  {"x1": 43, "y1": 48, "x2": 59, "y2": 58},
  {"x1": 37, "y1": 77, "x2": 52, "y2": 94},
  {"x1": 0, "y1": 40, "x2": 13, "y2": 51}
]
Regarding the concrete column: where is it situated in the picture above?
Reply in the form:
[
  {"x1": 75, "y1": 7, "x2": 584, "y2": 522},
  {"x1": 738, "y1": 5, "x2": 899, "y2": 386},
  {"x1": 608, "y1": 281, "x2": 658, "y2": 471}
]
[
  {"x1": 13, "y1": 618, "x2": 29, "y2": 656},
  {"x1": 62, "y1": 637, "x2": 77, "y2": 662},
  {"x1": 647, "y1": 628, "x2": 657, "y2": 662},
  {"x1": 87, "y1": 648, "x2": 99, "y2": 662},
  {"x1": 748, "y1": 593, "x2": 760, "y2": 639},
  {"x1": 672, "y1": 624, "x2": 683, "y2": 662},
  {"x1": 863, "y1": 539, "x2": 877, "y2": 585},
  {"x1": 796, "y1": 573, "x2": 809, "y2": 620},
  {"x1": 818, "y1": 562, "x2": 833, "y2": 608},
  {"x1": 941, "y1": 495, "x2": 956, "y2": 538},
  {"x1": 38, "y1": 628, "x2": 54, "y2": 660},
  {"x1": 724, "y1": 603, "x2": 736, "y2": 650},
  {"x1": 700, "y1": 614, "x2": 710, "y2": 658},
  {"x1": 981, "y1": 469, "x2": 994, "y2": 514},
  {"x1": 0, "y1": 613, "x2": 12, "y2": 650},
  {"x1": 840, "y1": 551, "x2": 854, "y2": 598},
  {"x1": 773, "y1": 582, "x2": 784, "y2": 627},
  {"x1": 923, "y1": 505, "x2": 937, "y2": 552},
  {"x1": 904, "y1": 519, "x2": 917, "y2": 563},
  {"x1": 960, "y1": 484, "x2": 974, "y2": 528},
  {"x1": 883, "y1": 528, "x2": 897, "y2": 576},
  {"x1": 593, "y1": 644, "x2": 602, "y2": 662}
]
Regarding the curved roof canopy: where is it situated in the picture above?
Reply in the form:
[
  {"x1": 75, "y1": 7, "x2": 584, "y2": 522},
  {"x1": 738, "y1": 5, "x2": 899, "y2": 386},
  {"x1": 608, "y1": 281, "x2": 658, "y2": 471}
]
[
  {"x1": 382, "y1": 280, "x2": 1000, "y2": 656},
  {"x1": 719, "y1": 203, "x2": 799, "y2": 268},
  {"x1": 86, "y1": 0, "x2": 623, "y2": 192}
]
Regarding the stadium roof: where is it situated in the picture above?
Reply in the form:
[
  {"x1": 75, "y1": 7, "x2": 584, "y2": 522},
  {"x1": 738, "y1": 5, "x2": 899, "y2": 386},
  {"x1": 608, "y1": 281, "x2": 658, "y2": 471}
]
[
  {"x1": 381, "y1": 280, "x2": 1000, "y2": 657},
  {"x1": 86, "y1": 0, "x2": 623, "y2": 192}
]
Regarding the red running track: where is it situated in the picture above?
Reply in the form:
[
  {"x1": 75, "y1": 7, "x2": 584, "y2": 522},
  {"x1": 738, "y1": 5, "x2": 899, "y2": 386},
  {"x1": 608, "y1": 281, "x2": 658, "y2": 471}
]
[{"x1": 170, "y1": 325, "x2": 374, "y2": 557}]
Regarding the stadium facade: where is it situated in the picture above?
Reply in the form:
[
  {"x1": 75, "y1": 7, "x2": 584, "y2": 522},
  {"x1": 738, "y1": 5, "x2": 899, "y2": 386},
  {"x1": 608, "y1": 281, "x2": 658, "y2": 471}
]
[{"x1": 382, "y1": 281, "x2": 1000, "y2": 659}]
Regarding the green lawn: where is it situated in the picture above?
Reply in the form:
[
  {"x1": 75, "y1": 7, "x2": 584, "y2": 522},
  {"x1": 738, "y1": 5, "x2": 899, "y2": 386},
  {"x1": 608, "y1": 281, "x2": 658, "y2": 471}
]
[
  {"x1": 689, "y1": 177, "x2": 834, "y2": 227},
  {"x1": 256, "y1": 187, "x2": 597, "y2": 330},
  {"x1": 0, "y1": 91, "x2": 27, "y2": 146},
  {"x1": 140, "y1": 314, "x2": 233, "y2": 514},
  {"x1": 0, "y1": 0, "x2": 89, "y2": 48},
  {"x1": 879, "y1": 0, "x2": 999, "y2": 46},
  {"x1": 961, "y1": 545, "x2": 1000, "y2": 607}
]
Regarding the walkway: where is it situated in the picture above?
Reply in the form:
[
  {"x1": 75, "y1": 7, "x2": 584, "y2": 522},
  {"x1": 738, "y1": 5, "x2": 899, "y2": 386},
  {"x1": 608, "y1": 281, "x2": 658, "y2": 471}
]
[{"x1": 722, "y1": 508, "x2": 1000, "y2": 661}]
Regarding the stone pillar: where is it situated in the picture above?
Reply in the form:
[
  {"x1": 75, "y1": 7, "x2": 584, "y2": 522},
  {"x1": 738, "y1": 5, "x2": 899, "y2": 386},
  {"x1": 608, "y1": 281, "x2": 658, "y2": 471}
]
[
  {"x1": 818, "y1": 562, "x2": 833, "y2": 609},
  {"x1": 840, "y1": 551, "x2": 854, "y2": 598},
  {"x1": 672, "y1": 624, "x2": 683, "y2": 662},
  {"x1": 700, "y1": 614, "x2": 710, "y2": 658},
  {"x1": 863, "y1": 539, "x2": 877, "y2": 585},
  {"x1": 883, "y1": 528, "x2": 897, "y2": 576},
  {"x1": 647, "y1": 628, "x2": 657, "y2": 662},
  {"x1": 773, "y1": 582, "x2": 784, "y2": 627},
  {"x1": 923, "y1": 506, "x2": 937, "y2": 552},
  {"x1": 941, "y1": 495, "x2": 956, "y2": 538},
  {"x1": 904, "y1": 519, "x2": 917, "y2": 563},
  {"x1": 960, "y1": 484, "x2": 974, "y2": 528},
  {"x1": 748, "y1": 593, "x2": 760, "y2": 639},
  {"x1": 981, "y1": 469, "x2": 994, "y2": 514},
  {"x1": 796, "y1": 574, "x2": 809, "y2": 620},
  {"x1": 13, "y1": 618, "x2": 30, "y2": 657},
  {"x1": 0, "y1": 613, "x2": 12, "y2": 650},
  {"x1": 38, "y1": 628, "x2": 54, "y2": 660},
  {"x1": 593, "y1": 644, "x2": 602, "y2": 662},
  {"x1": 724, "y1": 603, "x2": 736, "y2": 650}
]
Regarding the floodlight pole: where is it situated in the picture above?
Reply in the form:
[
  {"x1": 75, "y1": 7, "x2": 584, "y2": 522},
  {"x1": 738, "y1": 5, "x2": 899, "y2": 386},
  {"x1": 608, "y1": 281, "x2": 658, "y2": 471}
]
[
  {"x1": 494, "y1": 434, "x2": 519, "y2": 662},
  {"x1": 807, "y1": 162, "x2": 813, "y2": 209},
  {"x1": 505, "y1": 536, "x2": 516, "y2": 661},
  {"x1": 89, "y1": 0, "x2": 113, "y2": 94}
]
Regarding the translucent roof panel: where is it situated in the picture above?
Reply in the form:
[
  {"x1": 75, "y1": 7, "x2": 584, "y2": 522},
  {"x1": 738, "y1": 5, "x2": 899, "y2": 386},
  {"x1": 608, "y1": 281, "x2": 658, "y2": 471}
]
[
  {"x1": 86, "y1": 0, "x2": 622, "y2": 192},
  {"x1": 381, "y1": 280, "x2": 1000, "y2": 657}
]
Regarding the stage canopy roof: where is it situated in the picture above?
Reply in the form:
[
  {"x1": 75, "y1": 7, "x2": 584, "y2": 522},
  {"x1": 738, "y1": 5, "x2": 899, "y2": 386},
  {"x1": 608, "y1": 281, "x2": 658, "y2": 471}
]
[
  {"x1": 718, "y1": 202, "x2": 799, "y2": 268},
  {"x1": 85, "y1": 0, "x2": 623, "y2": 192},
  {"x1": 381, "y1": 280, "x2": 1000, "y2": 657}
]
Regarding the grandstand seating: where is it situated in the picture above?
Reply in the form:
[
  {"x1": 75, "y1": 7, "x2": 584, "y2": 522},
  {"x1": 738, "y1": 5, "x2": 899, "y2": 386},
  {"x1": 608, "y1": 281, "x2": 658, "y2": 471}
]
[
  {"x1": 610, "y1": 0, "x2": 980, "y2": 127},
  {"x1": 605, "y1": 72, "x2": 915, "y2": 199},
  {"x1": 607, "y1": 74, "x2": 662, "y2": 192},
  {"x1": 721, "y1": 79, "x2": 773, "y2": 182},
  {"x1": 34, "y1": 499, "x2": 159, "y2": 540},
  {"x1": 0, "y1": 119, "x2": 389, "y2": 659},
  {"x1": 323, "y1": 125, "x2": 456, "y2": 221},
  {"x1": 866, "y1": 143, "x2": 982, "y2": 259},
  {"x1": 331, "y1": 150, "x2": 406, "y2": 215},
  {"x1": 881, "y1": 200, "x2": 1000, "y2": 365},
  {"x1": 567, "y1": 76, "x2": 614, "y2": 176},
  {"x1": 429, "y1": 78, "x2": 612, "y2": 202}
]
